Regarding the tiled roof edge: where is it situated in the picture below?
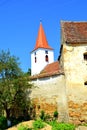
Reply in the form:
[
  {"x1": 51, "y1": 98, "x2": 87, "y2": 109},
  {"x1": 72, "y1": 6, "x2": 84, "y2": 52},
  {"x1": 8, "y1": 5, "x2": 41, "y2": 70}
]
[{"x1": 30, "y1": 71, "x2": 64, "y2": 80}]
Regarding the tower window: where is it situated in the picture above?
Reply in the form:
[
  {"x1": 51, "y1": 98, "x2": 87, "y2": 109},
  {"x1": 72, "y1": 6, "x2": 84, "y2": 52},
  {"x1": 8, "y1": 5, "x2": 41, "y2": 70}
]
[
  {"x1": 34, "y1": 52, "x2": 36, "y2": 55},
  {"x1": 84, "y1": 53, "x2": 87, "y2": 60},
  {"x1": 45, "y1": 50, "x2": 48, "y2": 54},
  {"x1": 45, "y1": 55, "x2": 49, "y2": 62},
  {"x1": 35, "y1": 57, "x2": 37, "y2": 63}
]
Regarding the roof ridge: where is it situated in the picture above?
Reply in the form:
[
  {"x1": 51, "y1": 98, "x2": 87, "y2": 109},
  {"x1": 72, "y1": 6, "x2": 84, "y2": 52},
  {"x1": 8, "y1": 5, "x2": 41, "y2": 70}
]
[{"x1": 61, "y1": 20, "x2": 87, "y2": 23}]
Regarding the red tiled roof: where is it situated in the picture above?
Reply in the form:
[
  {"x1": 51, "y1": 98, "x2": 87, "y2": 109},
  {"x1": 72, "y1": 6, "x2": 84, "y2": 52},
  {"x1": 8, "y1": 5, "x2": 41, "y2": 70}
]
[
  {"x1": 33, "y1": 23, "x2": 53, "y2": 51},
  {"x1": 31, "y1": 61, "x2": 63, "y2": 79},
  {"x1": 61, "y1": 21, "x2": 87, "y2": 43}
]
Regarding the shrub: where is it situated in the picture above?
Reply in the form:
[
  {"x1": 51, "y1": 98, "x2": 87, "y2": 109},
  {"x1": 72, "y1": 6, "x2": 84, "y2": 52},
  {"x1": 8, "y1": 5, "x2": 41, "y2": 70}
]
[
  {"x1": 48, "y1": 120, "x2": 58, "y2": 126},
  {"x1": 33, "y1": 119, "x2": 45, "y2": 129},
  {"x1": 52, "y1": 122, "x2": 75, "y2": 130},
  {"x1": 18, "y1": 124, "x2": 32, "y2": 130},
  {"x1": 39, "y1": 110, "x2": 52, "y2": 122},
  {"x1": 53, "y1": 110, "x2": 58, "y2": 118},
  {"x1": 39, "y1": 110, "x2": 45, "y2": 120},
  {"x1": 0, "y1": 116, "x2": 7, "y2": 130}
]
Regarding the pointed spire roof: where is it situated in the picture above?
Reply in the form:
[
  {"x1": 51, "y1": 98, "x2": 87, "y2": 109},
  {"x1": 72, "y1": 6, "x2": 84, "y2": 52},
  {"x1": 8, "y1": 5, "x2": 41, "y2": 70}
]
[{"x1": 34, "y1": 23, "x2": 53, "y2": 51}]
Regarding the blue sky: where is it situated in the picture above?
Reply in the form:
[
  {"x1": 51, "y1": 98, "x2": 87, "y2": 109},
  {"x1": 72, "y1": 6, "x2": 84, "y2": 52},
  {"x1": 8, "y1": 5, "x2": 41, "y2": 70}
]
[{"x1": 0, "y1": 0, "x2": 87, "y2": 72}]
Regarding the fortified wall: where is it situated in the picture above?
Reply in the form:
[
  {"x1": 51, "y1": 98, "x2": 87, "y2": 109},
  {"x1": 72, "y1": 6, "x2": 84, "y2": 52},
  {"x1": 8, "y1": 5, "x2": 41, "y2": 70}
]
[
  {"x1": 60, "y1": 43, "x2": 87, "y2": 124},
  {"x1": 30, "y1": 73, "x2": 69, "y2": 122},
  {"x1": 59, "y1": 21, "x2": 87, "y2": 124},
  {"x1": 30, "y1": 21, "x2": 87, "y2": 124}
]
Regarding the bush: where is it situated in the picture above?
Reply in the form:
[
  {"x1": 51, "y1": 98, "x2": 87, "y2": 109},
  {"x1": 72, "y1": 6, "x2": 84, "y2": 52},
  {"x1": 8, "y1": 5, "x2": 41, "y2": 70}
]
[
  {"x1": 0, "y1": 116, "x2": 7, "y2": 130},
  {"x1": 39, "y1": 110, "x2": 45, "y2": 120},
  {"x1": 39, "y1": 110, "x2": 52, "y2": 122},
  {"x1": 33, "y1": 119, "x2": 45, "y2": 129},
  {"x1": 18, "y1": 124, "x2": 32, "y2": 130},
  {"x1": 48, "y1": 120, "x2": 58, "y2": 126},
  {"x1": 53, "y1": 111, "x2": 58, "y2": 118},
  {"x1": 51, "y1": 122, "x2": 75, "y2": 130}
]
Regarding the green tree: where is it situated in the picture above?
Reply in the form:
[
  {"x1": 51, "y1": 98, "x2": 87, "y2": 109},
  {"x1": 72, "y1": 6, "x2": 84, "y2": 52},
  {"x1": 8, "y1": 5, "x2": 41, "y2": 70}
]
[
  {"x1": 24, "y1": 68, "x2": 31, "y2": 76},
  {"x1": 27, "y1": 68, "x2": 31, "y2": 76},
  {"x1": 0, "y1": 50, "x2": 33, "y2": 119}
]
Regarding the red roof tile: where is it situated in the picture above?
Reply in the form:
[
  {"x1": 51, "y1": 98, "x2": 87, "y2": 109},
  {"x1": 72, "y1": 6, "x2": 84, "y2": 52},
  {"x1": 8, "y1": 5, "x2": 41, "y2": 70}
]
[
  {"x1": 61, "y1": 21, "x2": 87, "y2": 43},
  {"x1": 31, "y1": 61, "x2": 63, "y2": 79},
  {"x1": 33, "y1": 23, "x2": 53, "y2": 51}
]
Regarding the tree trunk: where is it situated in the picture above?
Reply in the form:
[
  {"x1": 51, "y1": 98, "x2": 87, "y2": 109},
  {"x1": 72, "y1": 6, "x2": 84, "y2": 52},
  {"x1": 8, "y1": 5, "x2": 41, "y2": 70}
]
[
  {"x1": 4, "y1": 103, "x2": 11, "y2": 119},
  {"x1": 6, "y1": 108, "x2": 10, "y2": 119}
]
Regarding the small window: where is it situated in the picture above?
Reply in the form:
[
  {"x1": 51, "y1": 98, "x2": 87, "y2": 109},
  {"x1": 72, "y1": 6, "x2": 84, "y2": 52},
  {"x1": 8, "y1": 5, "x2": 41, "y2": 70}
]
[
  {"x1": 84, "y1": 81, "x2": 87, "y2": 85},
  {"x1": 84, "y1": 53, "x2": 87, "y2": 60},
  {"x1": 34, "y1": 52, "x2": 36, "y2": 55},
  {"x1": 45, "y1": 50, "x2": 48, "y2": 54},
  {"x1": 45, "y1": 55, "x2": 49, "y2": 62},
  {"x1": 35, "y1": 57, "x2": 37, "y2": 63}
]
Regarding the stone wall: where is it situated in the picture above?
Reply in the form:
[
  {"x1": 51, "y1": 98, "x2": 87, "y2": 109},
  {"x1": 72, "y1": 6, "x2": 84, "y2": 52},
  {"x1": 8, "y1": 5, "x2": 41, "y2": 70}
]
[
  {"x1": 62, "y1": 43, "x2": 87, "y2": 124},
  {"x1": 30, "y1": 74, "x2": 69, "y2": 122},
  {"x1": 69, "y1": 101, "x2": 87, "y2": 125}
]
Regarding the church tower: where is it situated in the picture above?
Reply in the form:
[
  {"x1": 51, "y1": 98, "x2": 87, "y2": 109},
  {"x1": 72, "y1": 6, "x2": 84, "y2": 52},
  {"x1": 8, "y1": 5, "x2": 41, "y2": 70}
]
[{"x1": 31, "y1": 23, "x2": 54, "y2": 75}]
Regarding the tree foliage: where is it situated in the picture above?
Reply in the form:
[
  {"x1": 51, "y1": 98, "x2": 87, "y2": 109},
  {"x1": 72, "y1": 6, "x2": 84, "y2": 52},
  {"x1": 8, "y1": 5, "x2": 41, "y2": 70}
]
[{"x1": 0, "y1": 50, "x2": 33, "y2": 119}]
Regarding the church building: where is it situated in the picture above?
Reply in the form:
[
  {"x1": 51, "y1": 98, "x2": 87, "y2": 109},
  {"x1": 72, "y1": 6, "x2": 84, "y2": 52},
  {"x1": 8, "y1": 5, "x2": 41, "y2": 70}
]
[
  {"x1": 30, "y1": 21, "x2": 87, "y2": 124},
  {"x1": 31, "y1": 22, "x2": 62, "y2": 79}
]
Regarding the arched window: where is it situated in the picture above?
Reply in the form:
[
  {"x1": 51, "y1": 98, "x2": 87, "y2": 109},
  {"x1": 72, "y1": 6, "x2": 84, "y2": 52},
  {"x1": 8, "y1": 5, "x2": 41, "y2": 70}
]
[
  {"x1": 45, "y1": 55, "x2": 49, "y2": 62},
  {"x1": 35, "y1": 57, "x2": 37, "y2": 63}
]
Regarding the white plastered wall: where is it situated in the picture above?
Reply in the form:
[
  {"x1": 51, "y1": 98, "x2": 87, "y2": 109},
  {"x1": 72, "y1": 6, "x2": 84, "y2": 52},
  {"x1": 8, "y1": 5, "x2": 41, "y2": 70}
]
[{"x1": 31, "y1": 48, "x2": 54, "y2": 75}]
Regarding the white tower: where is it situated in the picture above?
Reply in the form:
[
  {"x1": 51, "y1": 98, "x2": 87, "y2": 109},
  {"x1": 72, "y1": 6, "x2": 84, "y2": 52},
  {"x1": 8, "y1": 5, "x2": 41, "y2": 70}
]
[{"x1": 31, "y1": 23, "x2": 54, "y2": 75}]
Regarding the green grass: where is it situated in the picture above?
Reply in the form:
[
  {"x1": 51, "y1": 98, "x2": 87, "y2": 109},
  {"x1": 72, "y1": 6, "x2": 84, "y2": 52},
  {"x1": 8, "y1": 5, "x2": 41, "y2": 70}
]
[
  {"x1": 33, "y1": 119, "x2": 46, "y2": 130},
  {"x1": 18, "y1": 124, "x2": 32, "y2": 130},
  {"x1": 49, "y1": 120, "x2": 75, "y2": 130}
]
